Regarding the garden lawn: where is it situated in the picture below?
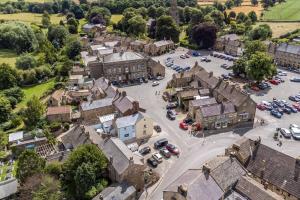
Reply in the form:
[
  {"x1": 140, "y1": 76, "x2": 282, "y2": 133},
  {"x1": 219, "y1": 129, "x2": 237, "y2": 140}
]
[
  {"x1": 0, "y1": 13, "x2": 64, "y2": 25},
  {"x1": 262, "y1": 0, "x2": 300, "y2": 21},
  {"x1": 0, "y1": 49, "x2": 17, "y2": 67},
  {"x1": 15, "y1": 79, "x2": 55, "y2": 111}
]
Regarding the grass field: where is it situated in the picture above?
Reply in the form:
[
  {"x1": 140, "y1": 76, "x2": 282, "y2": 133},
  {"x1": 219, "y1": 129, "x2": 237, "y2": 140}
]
[
  {"x1": 0, "y1": 13, "x2": 64, "y2": 25},
  {"x1": 262, "y1": 0, "x2": 300, "y2": 21},
  {"x1": 0, "y1": 49, "x2": 17, "y2": 67},
  {"x1": 255, "y1": 22, "x2": 300, "y2": 38},
  {"x1": 16, "y1": 79, "x2": 55, "y2": 110},
  {"x1": 0, "y1": 0, "x2": 52, "y2": 3},
  {"x1": 111, "y1": 14, "x2": 123, "y2": 24}
]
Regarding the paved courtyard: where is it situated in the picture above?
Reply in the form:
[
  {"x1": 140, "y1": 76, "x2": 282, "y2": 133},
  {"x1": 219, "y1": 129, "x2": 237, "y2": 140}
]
[{"x1": 121, "y1": 47, "x2": 300, "y2": 200}]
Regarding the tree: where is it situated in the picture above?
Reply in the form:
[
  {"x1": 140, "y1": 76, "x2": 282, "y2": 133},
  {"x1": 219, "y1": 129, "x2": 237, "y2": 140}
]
[
  {"x1": 229, "y1": 11, "x2": 236, "y2": 19},
  {"x1": 32, "y1": 175, "x2": 62, "y2": 200},
  {"x1": 236, "y1": 12, "x2": 248, "y2": 23},
  {"x1": 147, "y1": 6, "x2": 157, "y2": 19},
  {"x1": 190, "y1": 8, "x2": 203, "y2": 25},
  {"x1": 244, "y1": 40, "x2": 267, "y2": 59},
  {"x1": 261, "y1": 0, "x2": 275, "y2": 9},
  {"x1": 251, "y1": 0, "x2": 259, "y2": 6},
  {"x1": 65, "y1": 40, "x2": 81, "y2": 59},
  {"x1": 225, "y1": 0, "x2": 234, "y2": 9},
  {"x1": 213, "y1": 1, "x2": 226, "y2": 11},
  {"x1": 127, "y1": 15, "x2": 146, "y2": 36},
  {"x1": 87, "y1": 7, "x2": 111, "y2": 25},
  {"x1": 232, "y1": 57, "x2": 247, "y2": 76},
  {"x1": 57, "y1": 59, "x2": 73, "y2": 77},
  {"x1": 2, "y1": 87, "x2": 24, "y2": 103},
  {"x1": 0, "y1": 130, "x2": 8, "y2": 151},
  {"x1": 246, "y1": 52, "x2": 276, "y2": 82},
  {"x1": 156, "y1": 7, "x2": 166, "y2": 18},
  {"x1": 16, "y1": 54, "x2": 37, "y2": 70},
  {"x1": 156, "y1": 15, "x2": 180, "y2": 43},
  {"x1": 233, "y1": 0, "x2": 243, "y2": 6},
  {"x1": 0, "y1": 22, "x2": 38, "y2": 53},
  {"x1": 250, "y1": 24, "x2": 272, "y2": 40},
  {"x1": 190, "y1": 22, "x2": 217, "y2": 49},
  {"x1": 248, "y1": 11, "x2": 257, "y2": 23},
  {"x1": 61, "y1": 144, "x2": 108, "y2": 199},
  {"x1": 0, "y1": 95, "x2": 12, "y2": 124},
  {"x1": 22, "y1": 95, "x2": 45, "y2": 130},
  {"x1": 210, "y1": 10, "x2": 224, "y2": 27},
  {"x1": 0, "y1": 63, "x2": 19, "y2": 90},
  {"x1": 16, "y1": 150, "x2": 46, "y2": 183},
  {"x1": 47, "y1": 25, "x2": 68, "y2": 49},
  {"x1": 67, "y1": 17, "x2": 79, "y2": 34},
  {"x1": 70, "y1": 5, "x2": 85, "y2": 19},
  {"x1": 41, "y1": 12, "x2": 51, "y2": 28}
]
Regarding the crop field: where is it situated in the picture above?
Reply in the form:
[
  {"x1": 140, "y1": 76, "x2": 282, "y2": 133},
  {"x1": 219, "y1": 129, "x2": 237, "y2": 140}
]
[
  {"x1": 0, "y1": 13, "x2": 64, "y2": 25},
  {"x1": 262, "y1": 0, "x2": 300, "y2": 21}
]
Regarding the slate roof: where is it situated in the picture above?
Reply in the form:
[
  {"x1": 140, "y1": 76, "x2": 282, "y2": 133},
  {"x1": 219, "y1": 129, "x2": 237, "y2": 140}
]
[
  {"x1": 246, "y1": 143, "x2": 300, "y2": 199},
  {"x1": 93, "y1": 183, "x2": 136, "y2": 200},
  {"x1": 190, "y1": 97, "x2": 217, "y2": 108},
  {"x1": 235, "y1": 176, "x2": 283, "y2": 200},
  {"x1": 115, "y1": 112, "x2": 143, "y2": 128},
  {"x1": 51, "y1": 89, "x2": 64, "y2": 101},
  {"x1": 177, "y1": 89, "x2": 199, "y2": 98},
  {"x1": 91, "y1": 77, "x2": 118, "y2": 98},
  {"x1": 195, "y1": 69, "x2": 220, "y2": 89},
  {"x1": 61, "y1": 125, "x2": 91, "y2": 149},
  {"x1": 277, "y1": 43, "x2": 300, "y2": 55},
  {"x1": 210, "y1": 157, "x2": 246, "y2": 191},
  {"x1": 200, "y1": 102, "x2": 235, "y2": 118},
  {"x1": 153, "y1": 40, "x2": 174, "y2": 47},
  {"x1": 81, "y1": 98, "x2": 114, "y2": 111},
  {"x1": 164, "y1": 169, "x2": 223, "y2": 200},
  {"x1": 113, "y1": 94, "x2": 136, "y2": 115},
  {"x1": 102, "y1": 52, "x2": 144, "y2": 63},
  {"x1": 101, "y1": 138, "x2": 144, "y2": 175},
  {"x1": 46, "y1": 106, "x2": 71, "y2": 115}
]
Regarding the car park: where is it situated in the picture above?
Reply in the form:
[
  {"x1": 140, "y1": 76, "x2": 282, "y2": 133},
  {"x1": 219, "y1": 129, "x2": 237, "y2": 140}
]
[
  {"x1": 277, "y1": 128, "x2": 292, "y2": 138},
  {"x1": 152, "y1": 153, "x2": 163, "y2": 163},
  {"x1": 166, "y1": 144, "x2": 180, "y2": 155},
  {"x1": 139, "y1": 146, "x2": 151, "y2": 155},
  {"x1": 159, "y1": 147, "x2": 171, "y2": 158},
  {"x1": 154, "y1": 138, "x2": 168, "y2": 149},
  {"x1": 147, "y1": 157, "x2": 158, "y2": 168},
  {"x1": 179, "y1": 122, "x2": 188, "y2": 130},
  {"x1": 166, "y1": 110, "x2": 176, "y2": 120},
  {"x1": 271, "y1": 109, "x2": 282, "y2": 118},
  {"x1": 152, "y1": 81, "x2": 160, "y2": 86}
]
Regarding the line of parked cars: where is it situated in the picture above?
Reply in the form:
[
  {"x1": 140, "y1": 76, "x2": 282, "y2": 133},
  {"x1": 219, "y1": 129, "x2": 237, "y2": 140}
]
[
  {"x1": 141, "y1": 138, "x2": 180, "y2": 168},
  {"x1": 165, "y1": 57, "x2": 191, "y2": 73},
  {"x1": 257, "y1": 98, "x2": 300, "y2": 118},
  {"x1": 277, "y1": 124, "x2": 300, "y2": 140},
  {"x1": 210, "y1": 52, "x2": 237, "y2": 61}
]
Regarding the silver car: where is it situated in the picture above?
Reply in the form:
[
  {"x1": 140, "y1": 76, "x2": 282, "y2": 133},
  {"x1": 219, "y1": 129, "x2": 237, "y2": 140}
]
[
  {"x1": 278, "y1": 128, "x2": 291, "y2": 138},
  {"x1": 289, "y1": 124, "x2": 300, "y2": 140}
]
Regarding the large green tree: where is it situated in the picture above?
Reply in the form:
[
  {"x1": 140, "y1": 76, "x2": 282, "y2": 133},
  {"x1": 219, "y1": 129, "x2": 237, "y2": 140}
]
[
  {"x1": 87, "y1": 6, "x2": 111, "y2": 25},
  {"x1": 0, "y1": 63, "x2": 20, "y2": 90},
  {"x1": 47, "y1": 25, "x2": 68, "y2": 49},
  {"x1": 250, "y1": 24, "x2": 272, "y2": 40},
  {"x1": 190, "y1": 22, "x2": 217, "y2": 49},
  {"x1": 156, "y1": 15, "x2": 180, "y2": 43},
  {"x1": 32, "y1": 175, "x2": 62, "y2": 200},
  {"x1": 16, "y1": 54, "x2": 37, "y2": 70},
  {"x1": 65, "y1": 39, "x2": 81, "y2": 59},
  {"x1": 22, "y1": 95, "x2": 45, "y2": 130},
  {"x1": 0, "y1": 130, "x2": 8, "y2": 151},
  {"x1": 127, "y1": 15, "x2": 146, "y2": 36},
  {"x1": 0, "y1": 95, "x2": 12, "y2": 124},
  {"x1": 16, "y1": 150, "x2": 46, "y2": 183}
]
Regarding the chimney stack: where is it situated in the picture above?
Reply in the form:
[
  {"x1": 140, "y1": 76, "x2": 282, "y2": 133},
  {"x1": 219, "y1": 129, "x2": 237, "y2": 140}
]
[
  {"x1": 122, "y1": 91, "x2": 127, "y2": 97},
  {"x1": 129, "y1": 156, "x2": 134, "y2": 165},
  {"x1": 209, "y1": 71, "x2": 213, "y2": 78},
  {"x1": 178, "y1": 184, "x2": 188, "y2": 197}
]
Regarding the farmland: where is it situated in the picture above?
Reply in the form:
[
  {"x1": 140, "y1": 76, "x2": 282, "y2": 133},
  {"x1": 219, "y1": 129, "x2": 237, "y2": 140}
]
[
  {"x1": 0, "y1": 13, "x2": 64, "y2": 25},
  {"x1": 262, "y1": 0, "x2": 300, "y2": 21}
]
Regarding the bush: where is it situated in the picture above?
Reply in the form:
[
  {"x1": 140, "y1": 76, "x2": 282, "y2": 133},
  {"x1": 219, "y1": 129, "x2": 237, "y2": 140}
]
[
  {"x1": 16, "y1": 54, "x2": 37, "y2": 70},
  {"x1": 63, "y1": 122, "x2": 70, "y2": 130},
  {"x1": 49, "y1": 121, "x2": 62, "y2": 132}
]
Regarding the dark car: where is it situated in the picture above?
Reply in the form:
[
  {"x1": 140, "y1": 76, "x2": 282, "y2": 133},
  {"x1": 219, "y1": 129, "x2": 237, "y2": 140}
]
[
  {"x1": 183, "y1": 118, "x2": 194, "y2": 125},
  {"x1": 221, "y1": 74, "x2": 230, "y2": 80},
  {"x1": 289, "y1": 96, "x2": 300, "y2": 102},
  {"x1": 154, "y1": 125, "x2": 162, "y2": 133},
  {"x1": 154, "y1": 138, "x2": 168, "y2": 149},
  {"x1": 286, "y1": 105, "x2": 297, "y2": 113},
  {"x1": 159, "y1": 147, "x2": 171, "y2": 158},
  {"x1": 271, "y1": 109, "x2": 282, "y2": 118},
  {"x1": 166, "y1": 102, "x2": 178, "y2": 109},
  {"x1": 277, "y1": 128, "x2": 292, "y2": 138},
  {"x1": 290, "y1": 78, "x2": 300, "y2": 82},
  {"x1": 166, "y1": 110, "x2": 176, "y2": 120},
  {"x1": 139, "y1": 146, "x2": 151, "y2": 155},
  {"x1": 258, "y1": 82, "x2": 270, "y2": 90},
  {"x1": 147, "y1": 157, "x2": 158, "y2": 168},
  {"x1": 282, "y1": 107, "x2": 292, "y2": 114}
]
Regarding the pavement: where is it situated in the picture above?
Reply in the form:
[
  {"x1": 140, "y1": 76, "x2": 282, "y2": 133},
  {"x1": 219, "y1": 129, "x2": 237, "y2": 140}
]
[{"x1": 120, "y1": 47, "x2": 300, "y2": 200}]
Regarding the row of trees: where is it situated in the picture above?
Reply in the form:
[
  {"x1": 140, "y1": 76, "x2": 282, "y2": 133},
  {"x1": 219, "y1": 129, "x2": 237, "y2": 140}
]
[{"x1": 16, "y1": 144, "x2": 108, "y2": 200}]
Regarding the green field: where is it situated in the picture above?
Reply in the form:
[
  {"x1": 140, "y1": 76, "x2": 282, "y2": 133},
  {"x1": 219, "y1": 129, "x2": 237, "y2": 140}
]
[
  {"x1": 111, "y1": 14, "x2": 123, "y2": 24},
  {"x1": 263, "y1": 0, "x2": 300, "y2": 21},
  {"x1": 0, "y1": 13, "x2": 64, "y2": 25},
  {"x1": 16, "y1": 79, "x2": 55, "y2": 110},
  {"x1": 0, "y1": 49, "x2": 17, "y2": 67}
]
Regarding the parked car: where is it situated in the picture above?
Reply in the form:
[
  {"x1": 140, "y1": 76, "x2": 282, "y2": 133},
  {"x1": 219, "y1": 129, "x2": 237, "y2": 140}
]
[
  {"x1": 154, "y1": 125, "x2": 162, "y2": 133},
  {"x1": 277, "y1": 128, "x2": 292, "y2": 138},
  {"x1": 286, "y1": 105, "x2": 297, "y2": 113},
  {"x1": 152, "y1": 153, "x2": 163, "y2": 163},
  {"x1": 154, "y1": 138, "x2": 168, "y2": 149},
  {"x1": 159, "y1": 147, "x2": 171, "y2": 158},
  {"x1": 139, "y1": 146, "x2": 151, "y2": 155},
  {"x1": 166, "y1": 144, "x2": 180, "y2": 155},
  {"x1": 277, "y1": 108, "x2": 284, "y2": 114},
  {"x1": 290, "y1": 78, "x2": 300, "y2": 82},
  {"x1": 258, "y1": 82, "x2": 270, "y2": 90},
  {"x1": 152, "y1": 81, "x2": 160, "y2": 86},
  {"x1": 251, "y1": 85, "x2": 260, "y2": 91},
  {"x1": 270, "y1": 109, "x2": 282, "y2": 118},
  {"x1": 277, "y1": 71, "x2": 287, "y2": 76},
  {"x1": 221, "y1": 74, "x2": 230, "y2": 80},
  {"x1": 166, "y1": 102, "x2": 178, "y2": 109},
  {"x1": 166, "y1": 110, "x2": 176, "y2": 120},
  {"x1": 256, "y1": 104, "x2": 266, "y2": 111},
  {"x1": 156, "y1": 76, "x2": 163, "y2": 80},
  {"x1": 289, "y1": 124, "x2": 300, "y2": 140},
  {"x1": 147, "y1": 157, "x2": 158, "y2": 168},
  {"x1": 283, "y1": 107, "x2": 292, "y2": 114},
  {"x1": 274, "y1": 76, "x2": 284, "y2": 83},
  {"x1": 269, "y1": 79, "x2": 280, "y2": 85},
  {"x1": 180, "y1": 54, "x2": 186, "y2": 59},
  {"x1": 293, "y1": 103, "x2": 300, "y2": 111},
  {"x1": 185, "y1": 54, "x2": 190, "y2": 58},
  {"x1": 183, "y1": 118, "x2": 194, "y2": 125},
  {"x1": 179, "y1": 122, "x2": 188, "y2": 130},
  {"x1": 274, "y1": 100, "x2": 285, "y2": 107},
  {"x1": 289, "y1": 96, "x2": 300, "y2": 102}
]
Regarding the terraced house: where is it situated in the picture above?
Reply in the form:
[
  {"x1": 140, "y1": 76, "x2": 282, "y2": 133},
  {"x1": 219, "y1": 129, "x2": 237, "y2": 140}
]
[{"x1": 273, "y1": 43, "x2": 300, "y2": 69}]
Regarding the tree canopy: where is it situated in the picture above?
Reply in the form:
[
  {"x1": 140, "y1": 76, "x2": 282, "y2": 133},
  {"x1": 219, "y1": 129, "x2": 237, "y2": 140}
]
[
  {"x1": 0, "y1": 95, "x2": 12, "y2": 124},
  {"x1": 189, "y1": 22, "x2": 218, "y2": 49},
  {"x1": 22, "y1": 95, "x2": 45, "y2": 130},
  {"x1": 156, "y1": 15, "x2": 180, "y2": 43}
]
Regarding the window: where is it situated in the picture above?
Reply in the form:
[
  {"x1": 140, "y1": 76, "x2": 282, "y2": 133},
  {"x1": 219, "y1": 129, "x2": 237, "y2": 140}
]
[{"x1": 124, "y1": 134, "x2": 129, "y2": 137}]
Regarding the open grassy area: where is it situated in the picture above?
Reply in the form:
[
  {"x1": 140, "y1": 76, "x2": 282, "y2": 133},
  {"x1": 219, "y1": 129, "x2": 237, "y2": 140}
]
[
  {"x1": 16, "y1": 79, "x2": 55, "y2": 111},
  {"x1": 0, "y1": 49, "x2": 17, "y2": 67},
  {"x1": 0, "y1": 13, "x2": 64, "y2": 25},
  {"x1": 111, "y1": 14, "x2": 123, "y2": 24},
  {"x1": 255, "y1": 22, "x2": 300, "y2": 38},
  {"x1": 262, "y1": 0, "x2": 300, "y2": 21}
]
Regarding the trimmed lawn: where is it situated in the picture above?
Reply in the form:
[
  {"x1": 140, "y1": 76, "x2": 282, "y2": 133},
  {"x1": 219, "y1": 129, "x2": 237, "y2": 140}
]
[
  {"x1": 0, "y1": 49, "x2": 17, "y2": 67},
  {"x1": 111, "y1": 14, "x2": 123, "y2": 24},
  {"x1": 0, "y1": 13, "x2": 64, "y2": 25},
  {"x1": 262, "y1": 0, "x2": 300, "y2": 21},
  {"x1": 16, "y1": 79, "x2": 55, "y2": 111}
]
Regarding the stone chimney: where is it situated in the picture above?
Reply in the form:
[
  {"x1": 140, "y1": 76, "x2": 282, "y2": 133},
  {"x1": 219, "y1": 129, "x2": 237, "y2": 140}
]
[
  {"x1": 209, "y1": 71, "x2": 213, "y2": 78},
  {"x1": 294, "y1": 156, "x2": 300, "y2": 181},
  {"x1": 129, "y1": 156, "x2": 134, "y2": 165},
  {"x1": 178, "y1": 184, "x2": 188, "y2": 197},
  {"x1": 132, "y1": 101, "x2": 139, "y2": 113},
  {"x1": 122, "y1": 91, "x2": 127, "y2": 97}
]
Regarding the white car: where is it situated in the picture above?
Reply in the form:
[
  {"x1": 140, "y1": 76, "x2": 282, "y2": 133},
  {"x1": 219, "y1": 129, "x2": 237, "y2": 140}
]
[
  {"x1": 152, "y1": 153, "x2": 163, "y2": 163},
  {"x1": 152, "y1": 81, "x2": 160, "y2": 86},
  {"x1": 278, "y1": 128, "x2": 292, "y2": 138},
  {"x1": 261, "y1": 101, "x2": 271, "y2": 106},
  {"x1": 289, "y1": 124, "x2": 300, "y2": 140},
  {"x1": 180, "y1": 54, "x2": 186, "y2": 59}
]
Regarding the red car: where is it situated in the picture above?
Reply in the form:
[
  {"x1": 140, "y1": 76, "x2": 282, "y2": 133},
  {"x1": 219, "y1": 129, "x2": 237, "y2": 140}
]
[
  {"x1": 251, "y1": 86, "x2": 260, "y2": 91},
  {"x1": 256, "y1": 104, "x2": 266, "y2": 111},
  {"x1": 269, "y1": 79, "x2": 280, "y2": 85},
  {"x1": 179, "y1": 122, "x2": 188, "y2": 130},
  {"x1": 293, "y1": 103, "x2": 300, "y2": 111},
  {"x1": 166, "y1": 144, "x2": 180, "y2": 155}
]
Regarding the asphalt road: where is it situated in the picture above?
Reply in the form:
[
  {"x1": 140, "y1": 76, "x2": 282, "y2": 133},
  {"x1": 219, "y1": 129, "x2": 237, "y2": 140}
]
[{"x1": 121, "y1": 47, "x2": 300, "y2": 200}]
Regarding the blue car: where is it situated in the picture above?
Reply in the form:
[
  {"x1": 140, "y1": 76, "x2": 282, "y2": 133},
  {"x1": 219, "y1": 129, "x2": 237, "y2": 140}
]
[
  {"x1": 283, "y1": 107, "x2": 292, "y2": 114},
  {"x1": 289, "y1": 96, "x2": 300, "y2": 102},
  {"x1": 271, "y1": 110, "x2": 282, "y2": 118},
  {"x1": 286, "y1": 105, "x2": 298, "y2": 113}
]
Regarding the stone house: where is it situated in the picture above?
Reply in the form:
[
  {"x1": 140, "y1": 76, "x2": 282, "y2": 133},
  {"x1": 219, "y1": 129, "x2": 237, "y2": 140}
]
[
  {"x1": 274, "y1": 43, "x2": 300, "y2": 68},
  {"x1": 114, "y1": 112, "x2": 153, "y2": 143},
  {"x1": 177, "y1": 88, "x2": 200, "y2": 110},
  {"x1": 147, "y1": 59, "x2": 165, "y2": 78},
  {"x1": 113, "y1": 91, "x2": 140, "y2": 117},
  {"x1": 101, "y1": 138, "x2": 146, "y2": 191},
  {"x1": 82, "y1": 23, "x2": 106, "y2": 34},
  {"x1": 67, "y1": 89, "x2": 90, "y2": 103},
  {"x1": 46, "y1": 106, "x2": 72, "y2": 122},
  {"x1": 80, "y1": 98, "x2": 115, "y2": 123},
  {"x1": 130, "y1": 40, "x2": 147, "y2": 53},
  {"x1": 89, "y1": 77, "x2": 118, "y2": 99},
  {"x1": 188, "y1": 97, "x2": 217, "y2": 119},
  {"x1": 144, "y1": 40, "x2": 175, "y2": 56},
  {"x1": 214, "y1": 34, "x2": 243, "y2": 56},
  {"x1": 48, "y1": 89, "x2": 65, "y2": 106},
  {"x1": 93, "y1": 183, "x2": 136, "y2": 200}
]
